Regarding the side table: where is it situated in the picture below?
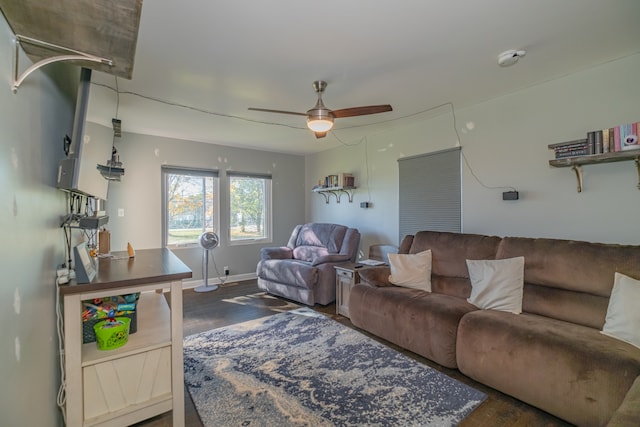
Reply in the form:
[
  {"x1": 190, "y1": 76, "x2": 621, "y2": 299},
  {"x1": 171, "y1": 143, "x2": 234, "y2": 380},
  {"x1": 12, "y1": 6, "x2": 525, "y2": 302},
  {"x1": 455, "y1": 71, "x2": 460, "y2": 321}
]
[{"x1": 335, "y1": 263, "x2": 367, "y2": 318}]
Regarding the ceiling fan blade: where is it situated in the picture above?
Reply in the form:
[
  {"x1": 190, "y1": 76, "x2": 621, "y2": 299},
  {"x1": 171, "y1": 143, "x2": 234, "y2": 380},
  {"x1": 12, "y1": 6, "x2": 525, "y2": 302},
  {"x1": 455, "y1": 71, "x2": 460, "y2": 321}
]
[
  {"x1": 332, "y1": 105, "x2": 393, "y2": 118},
  {"x1": 314, "y1": 131, "x2": 327, "y2": 139},
  {"x1": 248, "y1": 107, "x2": 307, "y2": 116}
]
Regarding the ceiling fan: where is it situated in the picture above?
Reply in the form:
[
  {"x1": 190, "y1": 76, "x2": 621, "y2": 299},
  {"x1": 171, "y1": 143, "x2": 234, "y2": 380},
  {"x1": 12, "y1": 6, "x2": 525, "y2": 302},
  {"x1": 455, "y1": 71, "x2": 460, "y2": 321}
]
[{"x1": 248, "y1": 80, "x2": 393, "y2": 138}]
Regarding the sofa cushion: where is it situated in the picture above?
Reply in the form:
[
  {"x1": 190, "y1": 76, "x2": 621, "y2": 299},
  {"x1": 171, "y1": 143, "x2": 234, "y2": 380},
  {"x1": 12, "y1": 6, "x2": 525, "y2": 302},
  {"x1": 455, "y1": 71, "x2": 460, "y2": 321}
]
[
  {"x1": 409, "y1": 231, "x2": 502, "y2": 278},
  {"x1": 602, "y1": 272, "x2": 640, "y2": 348},
  {"x1": 457, "y1": 310, "x2": 640, "y2": 427},
  {"x1": 388, "y1": 249, "x2": 432, "y2": 291},
  {"x1": 466, "y1": 257, "x2": 524, "y2": 314},
  {"x1": 496, "y1": 236, "x2": 640, "y2": 328},
  {"x1": 257, "y1": 259, "x2": 317, "y2": 289},
  {"x1": 349, "y1": 283, "x2": 477, "y2": 369}
]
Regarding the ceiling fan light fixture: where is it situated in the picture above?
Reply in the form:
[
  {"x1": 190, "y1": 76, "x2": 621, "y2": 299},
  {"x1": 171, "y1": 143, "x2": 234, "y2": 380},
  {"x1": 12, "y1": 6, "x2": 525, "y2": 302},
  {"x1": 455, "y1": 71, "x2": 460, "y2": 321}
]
[{"x1": 307, "y1": 117, "x2": 334, "y2": 132}]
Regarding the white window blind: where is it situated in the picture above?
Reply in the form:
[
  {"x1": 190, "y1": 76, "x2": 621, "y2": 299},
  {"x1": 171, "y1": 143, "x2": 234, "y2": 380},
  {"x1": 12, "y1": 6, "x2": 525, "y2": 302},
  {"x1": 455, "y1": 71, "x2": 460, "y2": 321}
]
[{"x1": 398, "y1": 147, "x2": 461, "y2": 239}]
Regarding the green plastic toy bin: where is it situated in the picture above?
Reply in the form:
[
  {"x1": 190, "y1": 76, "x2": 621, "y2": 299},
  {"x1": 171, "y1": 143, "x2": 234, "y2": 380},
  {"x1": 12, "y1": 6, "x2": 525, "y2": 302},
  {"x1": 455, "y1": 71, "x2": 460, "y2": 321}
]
[{"x1": 93, "y1": 317, "x2": 131, "y2": 350}]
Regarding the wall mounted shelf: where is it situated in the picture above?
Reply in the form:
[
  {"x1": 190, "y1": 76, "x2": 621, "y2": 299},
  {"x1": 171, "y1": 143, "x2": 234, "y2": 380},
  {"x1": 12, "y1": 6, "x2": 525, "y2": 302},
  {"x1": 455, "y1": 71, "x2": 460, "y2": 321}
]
[
  {"x1": 312, "y1": 187, "x2": 357, "y2": 204},
  {"x1": 549, "y1": 150, "x2": 640, "y2": 192}
]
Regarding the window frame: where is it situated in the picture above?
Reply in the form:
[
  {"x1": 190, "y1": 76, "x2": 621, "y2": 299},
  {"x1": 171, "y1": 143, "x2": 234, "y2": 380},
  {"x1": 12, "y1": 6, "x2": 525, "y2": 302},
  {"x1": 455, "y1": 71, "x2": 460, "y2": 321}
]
[
  {"x1": 161, "y1": 165, "x2": 220, "y2": 248},
  {"x1": 226, "y1": 171, "x2": 272, "y2": 246}
]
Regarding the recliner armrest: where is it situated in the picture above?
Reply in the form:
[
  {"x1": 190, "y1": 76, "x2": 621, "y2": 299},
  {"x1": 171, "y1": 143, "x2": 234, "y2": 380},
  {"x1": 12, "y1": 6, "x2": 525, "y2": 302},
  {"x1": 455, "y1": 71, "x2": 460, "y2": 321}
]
[
  {"x1": 607, "y1": 375, "x2": 640, "y2": 427},
  {"x1": 260, "y1": 246, "x2": 293, "y2": 260},
  {"x1": 358, "y1": 267, "x2": 394, "y2": 287},
  {"x1": 311, "y1": 254, "x2": 352, "y2": 266}
]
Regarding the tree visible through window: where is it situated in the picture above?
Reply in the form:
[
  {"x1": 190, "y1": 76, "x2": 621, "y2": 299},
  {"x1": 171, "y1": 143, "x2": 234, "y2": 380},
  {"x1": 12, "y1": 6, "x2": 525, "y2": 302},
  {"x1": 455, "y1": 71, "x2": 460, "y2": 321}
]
[
  {"x1": 228, "y1": 172, "x2": 271, "y2": 242},
  {"x1": 162, "y1": 166, "x2": 219, "y2": 246}
]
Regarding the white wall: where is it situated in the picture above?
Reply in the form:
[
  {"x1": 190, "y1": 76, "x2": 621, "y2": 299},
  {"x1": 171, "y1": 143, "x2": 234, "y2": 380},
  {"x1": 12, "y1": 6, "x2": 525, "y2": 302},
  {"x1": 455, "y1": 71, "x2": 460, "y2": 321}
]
[
  {"x1": 0, "y1": 16, "x2": 76, "y2": 426},
  {"x1": 100, "y1": 130, "x2": 306, "y2": 281},
  {"x1": 306, "y1": 53, "x2": 640, "y2": 249}
]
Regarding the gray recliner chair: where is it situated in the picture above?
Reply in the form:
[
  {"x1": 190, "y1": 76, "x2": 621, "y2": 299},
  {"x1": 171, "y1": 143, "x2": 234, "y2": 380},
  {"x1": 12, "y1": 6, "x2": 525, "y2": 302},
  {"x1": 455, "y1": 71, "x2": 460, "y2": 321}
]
[{"x1": 256, "y1": 223, "x2": 361, "y2": 306}]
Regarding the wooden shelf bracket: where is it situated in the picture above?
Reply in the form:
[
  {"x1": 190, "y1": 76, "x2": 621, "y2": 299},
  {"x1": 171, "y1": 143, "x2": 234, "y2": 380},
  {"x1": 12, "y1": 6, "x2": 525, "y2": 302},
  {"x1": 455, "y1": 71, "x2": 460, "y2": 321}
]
[{"x1": 572, "y1": 165, "x2": 583, "y2": 193}]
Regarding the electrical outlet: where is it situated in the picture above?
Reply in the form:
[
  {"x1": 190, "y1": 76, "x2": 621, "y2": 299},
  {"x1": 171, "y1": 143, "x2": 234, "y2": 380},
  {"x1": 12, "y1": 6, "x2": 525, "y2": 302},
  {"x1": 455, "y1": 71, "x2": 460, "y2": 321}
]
[{"x1": 224, "y1": 266, "x2": 229, "y2": 276}]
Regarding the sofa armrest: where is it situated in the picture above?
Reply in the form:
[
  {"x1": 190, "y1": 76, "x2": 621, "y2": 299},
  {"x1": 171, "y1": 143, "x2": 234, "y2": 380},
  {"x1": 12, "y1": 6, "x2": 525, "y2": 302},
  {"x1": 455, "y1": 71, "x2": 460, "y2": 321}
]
[
  {"x1": 311, "y1": 254, "x2": 352, "y2": 266},
  {"x1": 358, "y1": 267, "x2": 394, "y2": 287},
  {"x1": 607, "y1": 375, "x2": 640, "y2": 427},
  {"x1": 260, "y1": 246, "x2": 293, "y2": 260}
]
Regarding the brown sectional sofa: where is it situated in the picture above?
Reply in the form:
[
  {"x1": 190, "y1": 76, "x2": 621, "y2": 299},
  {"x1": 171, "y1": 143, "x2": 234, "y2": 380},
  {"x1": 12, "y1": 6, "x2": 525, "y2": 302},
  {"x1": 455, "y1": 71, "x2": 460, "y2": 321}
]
[{"x1": 350, "y1": 231, "x2": 640, "y2": 427}]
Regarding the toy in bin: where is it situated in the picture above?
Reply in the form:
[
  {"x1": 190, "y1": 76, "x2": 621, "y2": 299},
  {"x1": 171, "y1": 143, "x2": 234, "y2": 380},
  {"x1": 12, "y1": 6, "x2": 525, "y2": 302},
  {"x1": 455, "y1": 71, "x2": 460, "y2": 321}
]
[
  {"x1": 94, "y1": 317, "x2": 131, "y2": 350},
  {"x1": 82, "y1": 293, "x2": 139, "y2": 344}
]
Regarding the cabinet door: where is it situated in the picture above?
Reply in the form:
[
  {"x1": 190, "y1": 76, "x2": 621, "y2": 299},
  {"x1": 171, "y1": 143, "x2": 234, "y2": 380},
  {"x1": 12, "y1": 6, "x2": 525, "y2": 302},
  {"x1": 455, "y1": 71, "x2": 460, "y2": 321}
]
[{"x1": 83, "y1": 346, "x2": 172, "y2": 421}]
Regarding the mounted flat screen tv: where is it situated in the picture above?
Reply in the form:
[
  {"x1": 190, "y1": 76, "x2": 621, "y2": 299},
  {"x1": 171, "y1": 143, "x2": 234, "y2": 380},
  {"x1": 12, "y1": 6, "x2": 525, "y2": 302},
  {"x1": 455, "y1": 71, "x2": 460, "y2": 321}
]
[{"x1": 56, "y1": 68, "x2": 112, "y2": 200}]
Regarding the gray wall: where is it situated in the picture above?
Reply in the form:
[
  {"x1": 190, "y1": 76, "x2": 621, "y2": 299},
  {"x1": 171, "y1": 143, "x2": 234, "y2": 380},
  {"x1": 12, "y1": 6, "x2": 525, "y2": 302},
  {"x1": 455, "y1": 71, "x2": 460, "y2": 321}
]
[
  {"x1": 0, "y1": 15, "x2": 76, "y2": 426},
  {"x1": 98, "y1": 130, "x2": 306, "y2": 283},
  {"x1": 306, "y1": 53, "x2": 640, "y2": 250}
]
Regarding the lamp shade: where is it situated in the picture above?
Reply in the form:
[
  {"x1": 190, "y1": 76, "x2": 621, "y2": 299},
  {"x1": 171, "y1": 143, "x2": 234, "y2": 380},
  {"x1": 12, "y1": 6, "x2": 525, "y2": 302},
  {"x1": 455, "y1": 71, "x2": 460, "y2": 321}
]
[
  {"x1": 306, "y1": 96, "x2": 335, "y2": 133},
  {"x1": 307, "y1": 117, "x2": 334, "y2": 132}
]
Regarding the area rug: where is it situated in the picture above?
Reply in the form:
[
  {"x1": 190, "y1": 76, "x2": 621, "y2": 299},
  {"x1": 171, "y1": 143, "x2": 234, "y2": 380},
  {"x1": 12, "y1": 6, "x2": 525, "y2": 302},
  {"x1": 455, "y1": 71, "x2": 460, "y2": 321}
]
[{"x1": 183, "y1": 308, "x2": 486, "y2": 426}]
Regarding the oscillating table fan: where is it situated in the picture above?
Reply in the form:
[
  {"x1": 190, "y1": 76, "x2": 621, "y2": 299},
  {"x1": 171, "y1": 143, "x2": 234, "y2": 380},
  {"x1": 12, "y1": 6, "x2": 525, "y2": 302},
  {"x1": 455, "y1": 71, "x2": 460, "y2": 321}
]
[{"x1": 194, "y1": 231, "x2": 220, "y2": 292}]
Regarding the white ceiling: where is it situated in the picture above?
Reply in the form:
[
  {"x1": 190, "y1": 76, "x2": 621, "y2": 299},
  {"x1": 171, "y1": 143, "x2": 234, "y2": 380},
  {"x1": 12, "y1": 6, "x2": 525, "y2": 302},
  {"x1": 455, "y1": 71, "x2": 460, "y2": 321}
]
[{"x1": 86, "y1": 0, "x2": 640, "y2": 155}]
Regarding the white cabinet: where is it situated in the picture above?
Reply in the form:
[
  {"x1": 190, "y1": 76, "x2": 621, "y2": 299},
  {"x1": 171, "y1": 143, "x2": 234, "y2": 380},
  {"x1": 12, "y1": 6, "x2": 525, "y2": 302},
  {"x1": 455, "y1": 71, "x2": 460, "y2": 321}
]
[{"x1": 60, "y1": 248, "x2": 191, "y2": 427}]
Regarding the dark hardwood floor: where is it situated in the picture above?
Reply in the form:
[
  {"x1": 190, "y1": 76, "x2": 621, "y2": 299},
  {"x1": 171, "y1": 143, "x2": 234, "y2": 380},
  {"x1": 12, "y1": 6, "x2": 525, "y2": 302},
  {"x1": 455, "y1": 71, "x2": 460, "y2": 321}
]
[{"x1": 136, "y1": 280, "x2": 572, "y2": 427}]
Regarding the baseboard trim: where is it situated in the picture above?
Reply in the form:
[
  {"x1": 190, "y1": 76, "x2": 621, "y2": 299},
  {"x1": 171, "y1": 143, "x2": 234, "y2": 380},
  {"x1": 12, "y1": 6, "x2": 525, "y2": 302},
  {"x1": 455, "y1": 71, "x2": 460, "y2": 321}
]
[{"x1": 182, "y1": 273, "x2": 257, "y2": 290}]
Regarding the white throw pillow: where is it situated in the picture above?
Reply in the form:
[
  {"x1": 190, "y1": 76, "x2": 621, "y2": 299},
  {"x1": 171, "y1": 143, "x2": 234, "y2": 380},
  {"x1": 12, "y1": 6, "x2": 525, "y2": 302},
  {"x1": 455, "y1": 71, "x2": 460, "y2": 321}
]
[
  {"x1": 601, "y1": 272, "x2": 640, "y2": 349},
  {"x1": 388, "y1": 249, "x2": 432, "y2": 291},
  {"x1": 466, "y1": 257, "x2": 525, "y2": 314}
]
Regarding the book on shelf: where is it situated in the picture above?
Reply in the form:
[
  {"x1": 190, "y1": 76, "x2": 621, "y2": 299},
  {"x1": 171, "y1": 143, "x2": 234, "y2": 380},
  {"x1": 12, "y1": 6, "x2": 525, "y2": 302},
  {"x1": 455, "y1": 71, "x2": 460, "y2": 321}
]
[
  {"x1": 593, "y1": 130, "x2": 603, "y2": 154},
  {"x1": 338, "y1": 173, "x2": 355, "y2": 188},
  {"x1": 586, "y1": 131, "x2": 596, "y2": 155},
  {"x1": 602, "y1": 128, "x2": 610, "y2": 153},
  {"x1": 553, "y1": 142, "x2": 587, "y2": 152},
  {"x1": 548, "y1": 138, "x2": 588, "y2": 150},
  {"x1": 321, "y1": 173, "x2": 356, "y2": 188},
  {"x1": 549, "y1": 121, "x2": 639, "y2": 160},
  {"x1": 555, "y1": 149, "x2": 589, "y2": 159},
  {"x1": 606, "y1": 123, "x2": 638, "y2": 153},
  {"x1": 548, "y1": 138, "x2": 588, "y2": 159},
  {"x1": 621, "y1": 122, "x2": 640, "y2": 151}
]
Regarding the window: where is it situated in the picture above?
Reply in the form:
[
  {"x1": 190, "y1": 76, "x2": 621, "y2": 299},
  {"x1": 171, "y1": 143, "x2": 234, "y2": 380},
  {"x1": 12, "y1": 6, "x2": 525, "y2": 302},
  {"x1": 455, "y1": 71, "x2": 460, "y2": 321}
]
[
  {"x1": 227, "y1": 172, "x2": 272, "y2": 244},
  {"x1": 162, "y1": 166, "x2": 219, "y2": 247},
  {"x1": 398, "y1": 147, "x2": 461, "y2": 239}
]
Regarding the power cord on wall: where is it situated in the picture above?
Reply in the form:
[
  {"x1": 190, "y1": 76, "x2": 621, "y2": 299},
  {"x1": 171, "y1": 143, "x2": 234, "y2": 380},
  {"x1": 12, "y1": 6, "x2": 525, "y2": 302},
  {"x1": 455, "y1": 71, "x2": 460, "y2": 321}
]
[
  {"x1": 92, "y1": 82, "x2": 516, "y2": 194},
  {"x1": 203, "y1": 250, "x2": 228, "y2": 287},
  {"x1": 55, "y1": 274, "x2": 67, "y2": 424},
  {"x1": 327, "y1": 102, "x2": 517, "y2": 200},
  {"x1": 447, "y1": 103, "x2": 517, "y2": 192},
  {"x1": 91, "y1": 82, "x2": 305, "y2": 131}
]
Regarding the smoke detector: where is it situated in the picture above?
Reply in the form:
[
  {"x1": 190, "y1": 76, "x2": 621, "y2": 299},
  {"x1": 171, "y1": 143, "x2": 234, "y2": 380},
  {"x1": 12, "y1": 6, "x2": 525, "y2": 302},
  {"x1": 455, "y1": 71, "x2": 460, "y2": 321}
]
[{"x1": 498, "y1": 49, "x2": 526, "y2": 67}]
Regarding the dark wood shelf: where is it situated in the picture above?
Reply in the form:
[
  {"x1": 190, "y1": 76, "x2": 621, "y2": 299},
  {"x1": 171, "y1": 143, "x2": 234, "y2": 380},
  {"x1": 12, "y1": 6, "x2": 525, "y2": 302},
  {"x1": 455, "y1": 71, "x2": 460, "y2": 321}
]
[
  {"x1": 549, "y1": 150, "x2": 640, "y2": 167},
  {"x1": 549, "y1": 150, "x2": 640, "y2": 192}
]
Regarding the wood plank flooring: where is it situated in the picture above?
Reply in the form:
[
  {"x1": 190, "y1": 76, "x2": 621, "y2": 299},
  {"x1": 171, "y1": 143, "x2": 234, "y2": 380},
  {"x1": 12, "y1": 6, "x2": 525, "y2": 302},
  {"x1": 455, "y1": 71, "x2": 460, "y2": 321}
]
[{"x1": 135, "y1": 280, "x2": 572, "y2": 427}]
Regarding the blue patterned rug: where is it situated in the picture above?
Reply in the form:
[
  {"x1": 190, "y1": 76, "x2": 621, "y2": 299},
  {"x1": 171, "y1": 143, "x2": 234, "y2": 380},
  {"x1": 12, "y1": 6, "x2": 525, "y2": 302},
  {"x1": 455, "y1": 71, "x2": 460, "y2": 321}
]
[{"x1": 184, "y1": 308, "x2": 486, "y2": 426}]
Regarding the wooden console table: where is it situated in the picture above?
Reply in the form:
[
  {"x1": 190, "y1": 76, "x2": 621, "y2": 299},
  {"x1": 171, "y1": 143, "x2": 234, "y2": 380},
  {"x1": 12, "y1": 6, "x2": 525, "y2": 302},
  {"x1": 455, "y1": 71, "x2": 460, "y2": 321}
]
[{"x1": 59, "y1": 248, "x2": 192, "y2": 427}]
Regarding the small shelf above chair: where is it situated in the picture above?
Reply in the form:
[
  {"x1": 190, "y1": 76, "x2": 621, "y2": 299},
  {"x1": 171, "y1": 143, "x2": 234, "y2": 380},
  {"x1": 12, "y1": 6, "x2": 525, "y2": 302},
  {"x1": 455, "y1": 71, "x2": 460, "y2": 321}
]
[{"x1": 312, "y1": 187, "x2": 357, "y2": 204}]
